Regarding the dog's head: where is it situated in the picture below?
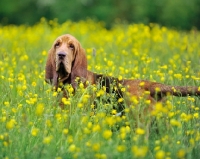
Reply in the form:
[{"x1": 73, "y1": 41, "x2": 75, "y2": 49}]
[{"x1": 45, "y1": 34, "x2": 87, "y2": 89}]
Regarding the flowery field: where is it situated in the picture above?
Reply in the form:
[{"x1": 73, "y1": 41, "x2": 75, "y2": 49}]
[{"x1": 0, "y1": 18, "x2": 200, "y2": 159}]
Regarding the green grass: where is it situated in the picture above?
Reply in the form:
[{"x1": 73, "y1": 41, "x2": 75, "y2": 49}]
[{"x1": 0, "y1": 19, "x2": 200, "y2": 159}]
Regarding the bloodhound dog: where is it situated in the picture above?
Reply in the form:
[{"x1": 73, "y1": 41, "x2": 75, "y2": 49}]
[{"x1": 45, "y1": 34, "x2": 200, "y2": 115}]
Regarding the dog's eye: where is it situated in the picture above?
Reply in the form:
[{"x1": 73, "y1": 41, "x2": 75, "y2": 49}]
[
  {"x1": 55, "y1": 42, "x2": 60, "y2": 48},
  {"x1": 69, "y1": 44, "x2": 75, "y2": 50}
]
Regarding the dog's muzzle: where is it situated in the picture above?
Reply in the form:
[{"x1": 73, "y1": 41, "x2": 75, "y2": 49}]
[{"x1": 58, "y1": 51, "x2": 66, "y2": 60}]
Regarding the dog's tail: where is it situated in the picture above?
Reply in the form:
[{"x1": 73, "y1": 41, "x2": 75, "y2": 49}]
[
  {"x1": 147, "y1": 82, "x2": 200, "y2": 98},
  {"x1": 169, "y1": 85, "x2": 200, "y2": 97}
]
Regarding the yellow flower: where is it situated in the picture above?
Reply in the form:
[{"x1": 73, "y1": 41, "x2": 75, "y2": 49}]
[
  {"x1": 111, "y1": 109, "x2": 117, "y2": 115},
  {"x1": 81, "y1": 116, "x2": 89, "y2": 124},
  {"x1": 107, "y1": 60, "x2": 113, "y2": 66},
  {"x1": 0, "y1": 135, "x2": 4, "y2": 140},
  {"x1": 68, "y1": 144, "x2": 76, "y2": 152},
  {"x1": 118, "y1": 75, "x2": 123, "y2": 80},
  {"x1": 180, "y1": 113, "x2": 192, "y2": 122},
  {"x1": 11, "y1": 108, "x2": 17, "y2": 113},
  {"x1": 92, "y1": 124, "x2": 101, "y2": 132},
  {"x1": 3, "y1": 141, "x2": 9, "y2": 147},
  {"x1": 35, "y1": 103, "x2": 44, "y2": 116},
  {"x1": 170, "y1": 119, "x2": 181, "y2": 127},
  {"x1": 130, "y1": 96, "x2": 139, "y2": 104},
  {"x1": 160, "y1": 65, "x2": 168, "y2": 69},
  {"x1": 84, "y1": 128, "x2": 91, "y2": 134},
  {"x1": 105, "y1": 117, "x2": 116, "y2": 126},
  {"x1": 103, "y1": 130, "x2": 112, "y2": 140},
  {"x1": 85, "y1": 141, "x2": 91, "y2": 147},
  {"x1": 31, "y1": 81, "x2": 37, "y2": 87},
  {"x1": 187, "y1": 96, "x2": 195, "y2": 102},
  {"x1": 118, "y1": 98, "x2": 124, "y2": 103},
  {"x1": 6, "y1": 119, "x2": 16, "y2": 130},
  {"x1": 174, "y1": 73, "x2": 182, "y2": 80},
  {"x1": 62, "y1": 129, "x2": 69, "y2": 135},
  {"x1": 79, "y1": 82, "x2": 84, "y2": 89},
  {"x1": 45, "y1": 120, "x2": 52, "y2": 127},
  {"x1": 67, "y1": 135, "x2": 73, "y2": 143},
  {"x1": 62, "y1": 97, "x2": 71, "y2": 105},
  {"x1": 96, "y1": 89, "x2": 105, "y2": 97},
  {"x1": 177, "y1": 141, "x2": 181, "y2": 144},
  {"x1": 78, "y1": 102, "x2": 83, "y2": 108},
  {"x1": 125, "y1": 126, "x2": 131, "y2": 133},
  {"x1": 43, "y1": 135, "x2": 53, "y2": 144},
  {"x1": 136, "y1": 128, "x2": 145, "y2": 135},
  {"x1": 67, "y1": 85, "x2": 74, "y2": 94},
  {"x1": 57, "y1": 87, "x2": 62, "y2": 92},
  {"x1": 193, "y1": 113, "x2": 199, "y2": 118},
  {"x1": 139, "y1": 82, "x2": 145, "y2": 87},
  {"x1": 120, "y1": 132, "x2": 126, "y2": 140},
  {"x1": 31, "y1": 128, "x2": 39, "y2": 136},
  {"x1": 145, "y1": 99, "x2": 151, "y2": 104},
  {"x1": 155, "y1": 150, "x2": 165, "y2": 159},
  {"x1": 22, "y1": 85, "x2": 27, "y2": 91},
  {"x1": 87, "y1": 122, "x2": 93, "y2": 128},
  {"x1": 92, "y1": 143, "x2": 100, "y2": 151},
  {"x1": 117, "y1": 145, "x2": 126, "y2": 152},
  {"x1": 4, "y1": 101, "x2": 10, "y2": 106},
  {"x1": 81, "y1": 94, "x2": 90, "y2": 103},
  {"x1": 91, "y1": 104, "x2": 95, "y2": 109},
  {"x1": 155, "y1": 87, "x2": 161, "y2": 92},
  {"x1": 168, "y1": 111, "x2": 175, "y2": 118},
  {"x1": 55, "y1": 113, "x2": 62, "y2": 121},
  {"x1": 124, "y1": 108, "x2": 129, "y2": 113},
  {"x1": 96, "y1": 154, "x2": 107, "y2": 159},
  {"x1": 53, "y1": 92, "x2": 58, "y2": 97},
  {"x1": 177, "y1": 149, "x2": 186, "y2": 158},
  {"x1": 132, "y1": 146, "x2": 148, "y2": 158},
  {"x1": 42, "y1": 50, "x2": 47, "y2": 56},
  {"x1": 121, "y1": 87, "x2": 126, "y2": 92},
  {"x1": 154, "y1": 146, "x2": 160, "y2": 151}
]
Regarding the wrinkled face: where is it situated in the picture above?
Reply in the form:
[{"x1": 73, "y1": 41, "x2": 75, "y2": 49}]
[{"x1": 53, "y1": 35, "x2": 78, "y2": 79}]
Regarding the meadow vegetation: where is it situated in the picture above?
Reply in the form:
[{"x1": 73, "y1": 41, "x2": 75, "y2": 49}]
[{"x1": 0, "y1": 18, "x2": 200, "y2": 159}]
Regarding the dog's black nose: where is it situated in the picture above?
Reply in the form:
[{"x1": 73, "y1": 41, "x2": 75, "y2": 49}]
[{"x1": 58, "y1": 52, "x2": 66, "y2": 58}]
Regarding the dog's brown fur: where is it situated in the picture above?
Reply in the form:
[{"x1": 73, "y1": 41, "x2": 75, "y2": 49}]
[{"x1": 45, "y1": 34, "x2": 200, "y2": 114}]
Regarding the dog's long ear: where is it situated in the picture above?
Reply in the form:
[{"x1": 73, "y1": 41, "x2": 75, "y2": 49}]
[
  {"x1": 71, "y1": 43, "x2": 87, "y2": 89},
  {"x1": 45, "y1": 47, "x2": 59, "y2": 89}
]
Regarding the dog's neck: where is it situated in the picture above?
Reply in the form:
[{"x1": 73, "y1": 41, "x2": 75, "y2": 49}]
[{"x1": 58, "y1": 73, "x2": 71, "y2": 85}]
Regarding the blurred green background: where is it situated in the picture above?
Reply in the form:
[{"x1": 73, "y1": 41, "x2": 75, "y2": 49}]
[{"x1": 0, "y1": 0, "x2": 200, "y2": 30}]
